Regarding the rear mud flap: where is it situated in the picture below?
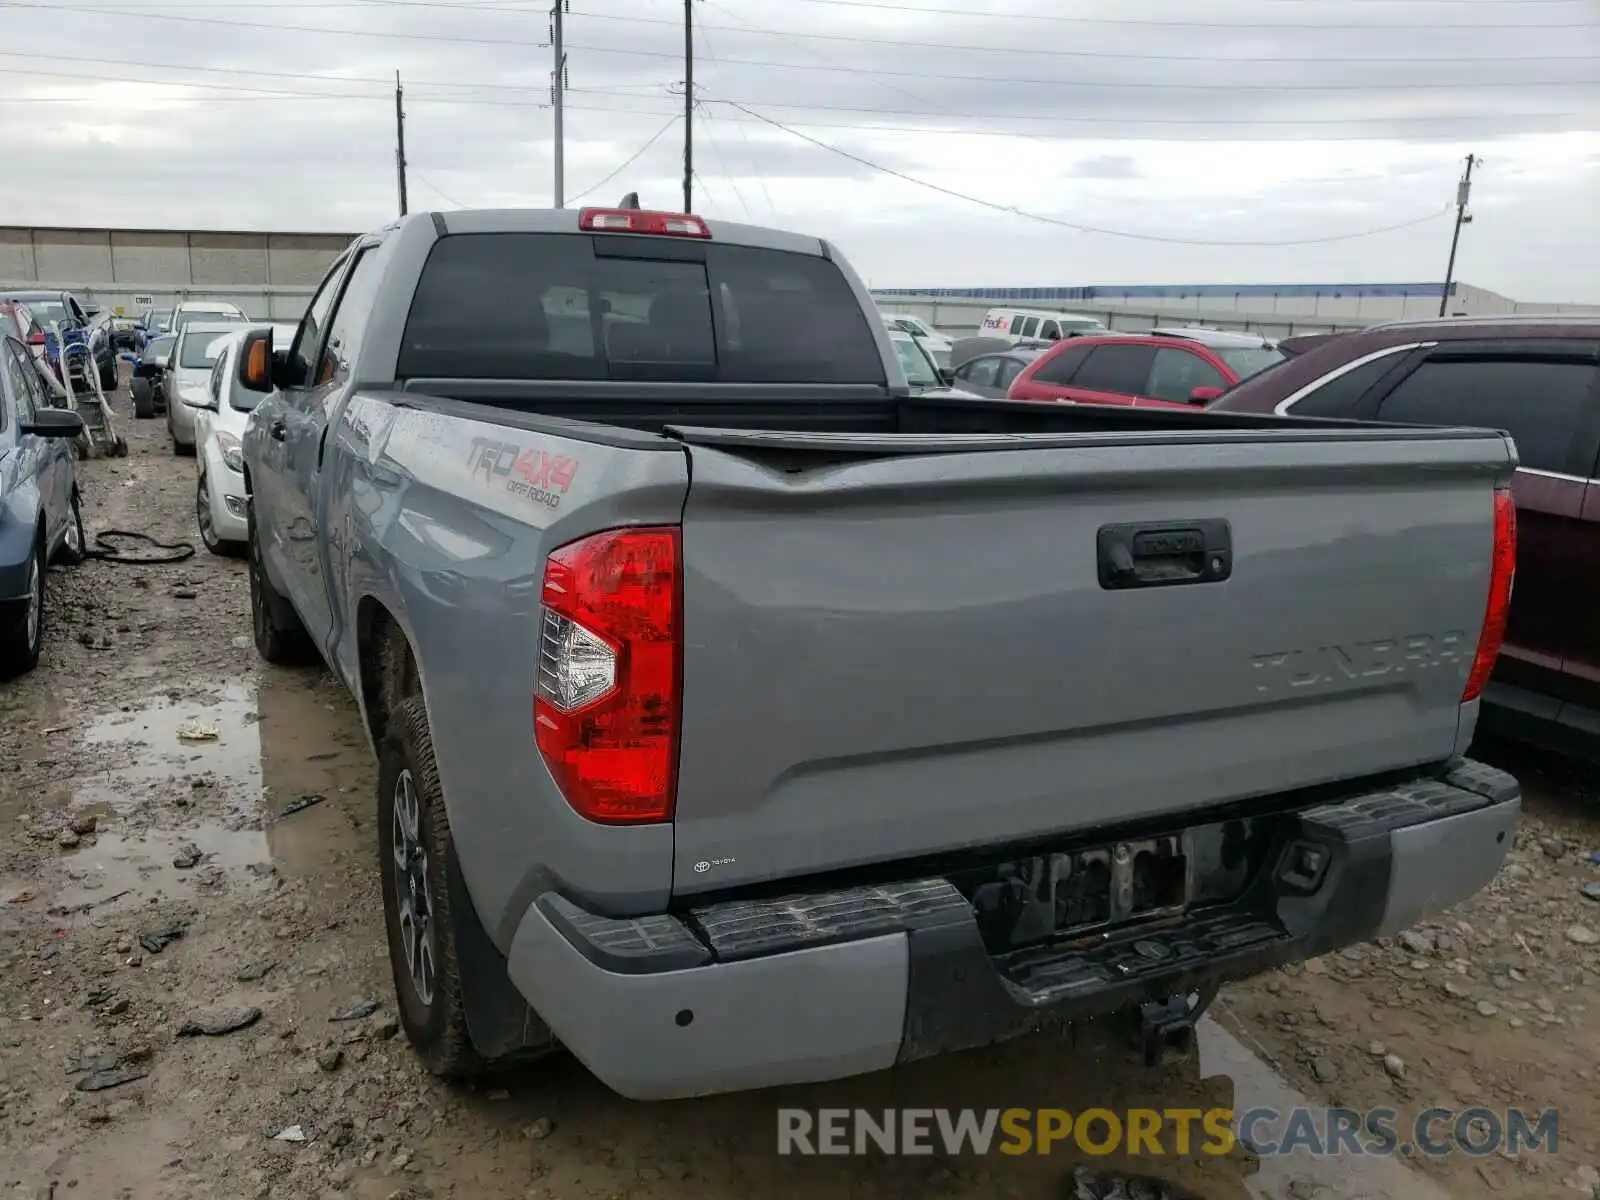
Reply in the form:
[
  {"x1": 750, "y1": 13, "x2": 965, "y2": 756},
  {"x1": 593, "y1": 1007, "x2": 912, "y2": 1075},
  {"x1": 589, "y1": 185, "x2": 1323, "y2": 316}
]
[{"x1": 447, "y1": 855, "x2": 557, "y2": 1062}]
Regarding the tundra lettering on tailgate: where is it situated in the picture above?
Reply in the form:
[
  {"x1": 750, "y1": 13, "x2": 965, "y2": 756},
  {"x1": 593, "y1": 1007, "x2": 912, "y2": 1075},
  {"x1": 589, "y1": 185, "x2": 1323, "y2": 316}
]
[
  {"x1": 1250, "y1": 632, "x2": 1469, "y2": 694},
  {"x1": 466, "y1": 436, "x2": 581, "y2": 511}
]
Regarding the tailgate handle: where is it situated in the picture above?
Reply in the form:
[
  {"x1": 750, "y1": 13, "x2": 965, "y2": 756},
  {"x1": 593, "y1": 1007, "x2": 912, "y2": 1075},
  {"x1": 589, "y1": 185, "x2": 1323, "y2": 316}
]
[{"x1": 1098, "y1": 519, "x2": 1231, "y2": 590}]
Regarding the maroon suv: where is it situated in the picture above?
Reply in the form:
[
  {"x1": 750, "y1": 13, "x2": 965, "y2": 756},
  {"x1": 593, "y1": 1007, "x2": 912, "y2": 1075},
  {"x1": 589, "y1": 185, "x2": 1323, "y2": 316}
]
[{"x1": 1211, "y1": 314, "x2": 1600, "y2": 753}]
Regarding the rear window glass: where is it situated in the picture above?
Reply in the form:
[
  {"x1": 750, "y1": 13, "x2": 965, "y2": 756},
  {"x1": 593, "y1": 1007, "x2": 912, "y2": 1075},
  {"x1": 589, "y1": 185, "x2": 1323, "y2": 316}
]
[
  {"x1": 180, "y1": 332, "x2": 234, "y2": 369},
  {"x1": 1215, "y1": 346, "x2": 1284, "y2": 380},
  {"x1": 1287, "y1": 349, "x2": 1412, "y2": 418},
  {"x1": 398, "y1": 233, "x2": 885, "y2": 385}
]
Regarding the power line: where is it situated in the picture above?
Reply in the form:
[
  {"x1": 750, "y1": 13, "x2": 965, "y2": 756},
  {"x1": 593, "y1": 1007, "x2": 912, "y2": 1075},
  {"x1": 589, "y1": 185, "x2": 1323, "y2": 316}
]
[
  {"x1": 693, "y1": 0, "x2": 1041, "y2": 151},
  {"x1": 561, "y1": 40, "x2": 1600, "y2": 90},
  {"x1": 569, "y1": 5, "x2": 1599, "y2": 65},
  {"x1": 718, "y1": 100, "x2": 1455, "y2": 247},
  {"x1": 0, "y1": 1, "x2": 557, "y2": 45},
  {"x1": 50, "y1": 0, "x2": 1600, "y2": 7},
  {"x1": 59, "y1": 0, "x2": 1600, "y2": 7},
  {"x1": 412, "y1": 169, "x2": 467, "y2": 207},
  {"x1": 568, "y1": 113, "x2": 681, "y2": 204},
  {"x1": 3, "y1": 54, "x2": 1591, "y2": 140},
  {"x1": 4, "y1": 1, "x2": 1595, "y2": 56},
  {"x1": 2, "y1": 5, "x2": 1591, "y2": 96},
  {"x1": 14, "y1": 0, "x2": 1595, "y2": 26},
  {"x1": 692, "y1": 9, "x2": 775, "y2": 221},
  {"x1": 5, "y1": 67, "x2": 1590, "y2": 143},
  {"x1": 620, "y1": 0, "x2": 1600, "y2": 28},
  {"x1": 0, "y1": 62, "x2": 384, "y2": 97},
  {"x1": 0, "y1": 46, "x2": 642, "y2": 96}
]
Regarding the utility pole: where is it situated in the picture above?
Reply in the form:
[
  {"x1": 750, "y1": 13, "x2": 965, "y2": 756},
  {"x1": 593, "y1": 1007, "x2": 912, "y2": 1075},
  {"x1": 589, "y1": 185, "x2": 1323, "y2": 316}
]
[
  {"x1": 394, "y1": 72, "x2": 408, "y2": 217},
  {"x1": 682, "y1": 0, "x2": 693, "y2": 212},
  {"x1": 1439, "y1": 152, "x2": 1477, "y2": 317},
  {"x1": 551, "y1": 0, "x2": 567, "y2": 207}
]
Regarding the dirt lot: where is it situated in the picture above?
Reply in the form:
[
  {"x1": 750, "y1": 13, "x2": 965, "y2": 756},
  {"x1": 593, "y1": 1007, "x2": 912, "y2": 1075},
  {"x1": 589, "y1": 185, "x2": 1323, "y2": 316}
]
[{"x1": 2, "y1": 388, "x2": 1598, "y2": 1200}]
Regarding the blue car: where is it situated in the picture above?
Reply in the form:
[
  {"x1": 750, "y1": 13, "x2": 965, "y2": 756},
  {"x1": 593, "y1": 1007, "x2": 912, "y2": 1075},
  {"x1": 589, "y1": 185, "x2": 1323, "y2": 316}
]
[{"x1": 0, "y1": 333, "x2": 86, "y2": 677}]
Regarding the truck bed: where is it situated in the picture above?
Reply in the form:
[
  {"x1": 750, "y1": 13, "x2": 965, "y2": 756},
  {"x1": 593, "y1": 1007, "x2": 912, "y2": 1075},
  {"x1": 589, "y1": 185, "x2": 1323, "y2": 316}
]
[{"x1": 380, "y1": 383, "x2": 1511, "y2": 899}]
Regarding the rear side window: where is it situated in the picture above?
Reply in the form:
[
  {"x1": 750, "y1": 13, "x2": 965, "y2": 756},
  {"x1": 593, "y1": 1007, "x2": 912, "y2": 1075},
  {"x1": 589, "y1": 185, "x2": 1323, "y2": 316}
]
[
  {"x1": 1146, "y1": 347, "x2": 1225, "y2": 403},
  {"x1": 957, "y1": 357, "x2": 1001, "y2": 387},
  {"x1": 1374, "y1": 358, "x2": 1599, "y2": 473},
  {"x1": 1032, "y1": 343, "x2": 1092, "y2": 386},
  {"x1": 398, "y1": 234, "x2": 884, "y2": 384},
  {"x1": 995, "y1": 357, "x2": 1029, "y2": 390},
  {"x1": 1014, "y1": 316, "x2": 1039, "y2": 338},
  {"x1": 1073, "y1": 345, "x2": 1156, "y2": 395},
  {"x1": 1288, "y1": 349, "x2": 1412, "y2": 417}
]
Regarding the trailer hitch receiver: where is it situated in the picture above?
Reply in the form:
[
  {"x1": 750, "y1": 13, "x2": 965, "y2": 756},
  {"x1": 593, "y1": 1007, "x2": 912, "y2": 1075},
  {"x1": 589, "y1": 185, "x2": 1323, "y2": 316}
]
[{"x1": 1137, "y1": 995, "x2": 1198, "y2": 1068}]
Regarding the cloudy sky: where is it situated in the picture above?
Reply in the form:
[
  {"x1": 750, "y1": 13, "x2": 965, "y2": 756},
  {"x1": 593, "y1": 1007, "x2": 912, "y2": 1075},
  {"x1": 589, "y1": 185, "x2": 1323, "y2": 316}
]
[{"x1": 2, "y1": 0, "x2": 1597, "y2": 300}]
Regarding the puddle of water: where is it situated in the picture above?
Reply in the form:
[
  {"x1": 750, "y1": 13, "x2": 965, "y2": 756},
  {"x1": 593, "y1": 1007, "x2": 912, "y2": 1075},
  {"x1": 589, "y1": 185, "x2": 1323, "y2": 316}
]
[
  {"x1": 50, "y1": 825, "x2": 276, "y2": 911},
  {"x1": 24, "y1": 670, "x2": 374, "y2": 914},
  {"x1": 78, "y1": 679, "x2": 263, "y2": 806}
]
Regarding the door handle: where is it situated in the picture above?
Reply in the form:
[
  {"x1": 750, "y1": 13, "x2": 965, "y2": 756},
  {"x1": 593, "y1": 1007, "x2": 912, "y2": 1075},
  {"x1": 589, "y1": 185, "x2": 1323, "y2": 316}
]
[
  {"x1": 269, "y1": 420, "x2": 287, "y2": 442},
  {"x1": 1098, "y1": 519, "x2": 1232, "y2": 590}
]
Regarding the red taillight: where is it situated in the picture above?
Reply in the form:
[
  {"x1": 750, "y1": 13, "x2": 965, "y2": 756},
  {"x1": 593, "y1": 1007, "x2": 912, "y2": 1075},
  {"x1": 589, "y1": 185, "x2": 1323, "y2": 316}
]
[
  {"x1": 577, "y1": 208, "x2": 711, "y2": 239},
  {"x1": 1463, "y1": 486, "x2": 1516, "y2": 702},
  {"x1": 27, "y1": 331, "x2": 45, "y2": 346},
  {"x1": 534, "y1": 527, "x2": 681, "y2": 824}
]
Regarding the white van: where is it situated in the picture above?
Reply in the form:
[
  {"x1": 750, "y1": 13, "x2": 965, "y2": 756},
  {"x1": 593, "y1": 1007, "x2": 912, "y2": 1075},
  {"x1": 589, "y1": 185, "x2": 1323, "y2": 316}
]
[{"x1": 980, "y1": 307, "x2": 1106, "y2": 344}]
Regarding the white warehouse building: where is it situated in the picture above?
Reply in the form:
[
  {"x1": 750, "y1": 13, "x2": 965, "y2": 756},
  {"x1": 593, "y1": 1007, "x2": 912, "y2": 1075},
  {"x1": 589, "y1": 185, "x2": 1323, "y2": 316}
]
[{"x1": 873, "y1": 281, "x2": 1600, "y2": 341}]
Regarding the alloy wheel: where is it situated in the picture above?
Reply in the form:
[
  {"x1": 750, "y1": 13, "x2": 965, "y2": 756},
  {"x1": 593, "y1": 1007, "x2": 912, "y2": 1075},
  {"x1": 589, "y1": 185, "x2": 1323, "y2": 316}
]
[{"x1": 390, "y1": 768, "x2": 436, "y2": 1008}]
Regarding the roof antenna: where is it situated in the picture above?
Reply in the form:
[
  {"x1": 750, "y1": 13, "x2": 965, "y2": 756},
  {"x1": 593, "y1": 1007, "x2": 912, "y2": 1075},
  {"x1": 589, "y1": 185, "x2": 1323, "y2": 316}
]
[{"x1": 618, "y1": 191, "x2": 641, "y2": 209}]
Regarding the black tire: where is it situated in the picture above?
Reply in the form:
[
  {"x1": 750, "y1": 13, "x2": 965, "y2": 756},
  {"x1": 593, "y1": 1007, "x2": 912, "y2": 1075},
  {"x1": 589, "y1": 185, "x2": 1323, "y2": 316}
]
[
  {"x1": 131, "y1": 378, "x2": 154, "y2": 418},
  {"x1": 169, "y1": 417, "x2": 195, "y2": 456},
  {"x1": 53, "y1": 490, "x2": 86, "y2": 566},
  {"x1": 246, "y1": 502, "x2": 315, "y2": 664},
  {"x1": 378, "y1": 697, "x2": 483, "y2": 1079},
  {"x1": 196, "y1": 474, "x2": 235, "y2": 558},
  {"x1": 0, "y1": 537, "x2": 45, "y2": 679},
  {"x1": 98, "y1": 359, "x2": 118, "y2": 392}
]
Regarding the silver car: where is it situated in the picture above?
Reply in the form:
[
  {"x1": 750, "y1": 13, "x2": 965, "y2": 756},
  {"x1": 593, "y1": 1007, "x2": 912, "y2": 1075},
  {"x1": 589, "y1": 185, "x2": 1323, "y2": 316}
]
[{"x1": 166, "y1": 322, "x2": 246, "y2": 454}]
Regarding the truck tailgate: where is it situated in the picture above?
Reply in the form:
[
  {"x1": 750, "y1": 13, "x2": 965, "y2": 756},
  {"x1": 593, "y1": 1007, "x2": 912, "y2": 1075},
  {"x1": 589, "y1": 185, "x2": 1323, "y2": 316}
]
[{"x1": 670, "y1": 426, "x2": 1512, "y2": 895}]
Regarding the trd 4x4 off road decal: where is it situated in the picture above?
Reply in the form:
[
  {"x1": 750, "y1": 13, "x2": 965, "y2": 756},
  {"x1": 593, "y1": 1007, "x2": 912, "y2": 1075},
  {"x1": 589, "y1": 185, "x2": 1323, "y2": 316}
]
[{"x1": 466, "y1": 437, "x2": 582, "y2": 511}]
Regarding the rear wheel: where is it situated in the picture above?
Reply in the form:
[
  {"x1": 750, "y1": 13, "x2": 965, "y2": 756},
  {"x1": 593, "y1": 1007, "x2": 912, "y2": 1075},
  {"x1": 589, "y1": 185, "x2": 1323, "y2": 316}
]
[
  {"x1": 0, "y1": 539, "x2": 45, "y2": 679},
  {"x1": 131, "y1": 378, "x2": 154, "y2": 418},
  {"x1": 98, "y1": 358, "x2": 118, "y2": 392},
  {"x1": 379, "y1": 698, "x2": 483, "y2": 1079},
  {"x1": 246, "y1": 502, "x2": 315, "y2": 663}
]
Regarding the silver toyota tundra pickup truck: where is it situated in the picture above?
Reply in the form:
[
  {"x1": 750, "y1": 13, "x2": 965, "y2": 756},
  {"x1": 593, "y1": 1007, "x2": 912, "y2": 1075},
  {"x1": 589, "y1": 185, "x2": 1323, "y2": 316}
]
[{"x1": 238, "y1": 205, "x2": 1521, "y2": 1100}]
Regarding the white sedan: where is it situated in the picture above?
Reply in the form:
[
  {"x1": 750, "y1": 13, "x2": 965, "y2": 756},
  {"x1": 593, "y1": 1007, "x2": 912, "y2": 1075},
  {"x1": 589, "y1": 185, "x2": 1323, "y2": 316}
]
[
  {"x1": 191, "y1": 323, "x2": 297, "y2": 555},
  {"x1": 880, "y1": 312, "x2": 954, "y2": 369}
]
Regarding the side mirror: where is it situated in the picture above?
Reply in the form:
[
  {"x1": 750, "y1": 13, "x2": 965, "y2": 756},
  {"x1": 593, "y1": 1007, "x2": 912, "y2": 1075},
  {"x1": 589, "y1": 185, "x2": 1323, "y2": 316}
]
[
  {"x1": 1189, "y1": 386, "x2": 1225, "y2": 404},
  {"x1": 236, "y1": 329, "x2": 275, "y2": 393},
  {"x1": 22, "y1": 408, "x2": 85, "y2": 439}
]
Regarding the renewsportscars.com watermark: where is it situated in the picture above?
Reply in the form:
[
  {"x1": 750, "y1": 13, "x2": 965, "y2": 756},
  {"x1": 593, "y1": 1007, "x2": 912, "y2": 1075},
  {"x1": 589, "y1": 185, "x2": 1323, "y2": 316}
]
[{"x1": 777, "y1": 1107, "x2": 1559, "y2": 1159}]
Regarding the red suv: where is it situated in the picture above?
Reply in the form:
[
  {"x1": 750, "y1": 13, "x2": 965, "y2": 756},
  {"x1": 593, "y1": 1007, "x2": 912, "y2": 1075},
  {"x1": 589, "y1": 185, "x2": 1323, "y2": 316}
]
[
  {"x1": 1008, "y1": 329, "x2": 1285, "y2": 408},
  {"x1": 1211, "y1": 314, "x2": 1600, "y2": 756}
]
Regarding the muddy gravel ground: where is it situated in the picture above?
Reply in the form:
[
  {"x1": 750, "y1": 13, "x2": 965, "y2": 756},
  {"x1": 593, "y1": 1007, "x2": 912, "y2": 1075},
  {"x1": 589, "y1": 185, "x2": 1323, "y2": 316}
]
[{"x1": 2, "y1": 385, "x2": 1599, "y2": 1200}]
